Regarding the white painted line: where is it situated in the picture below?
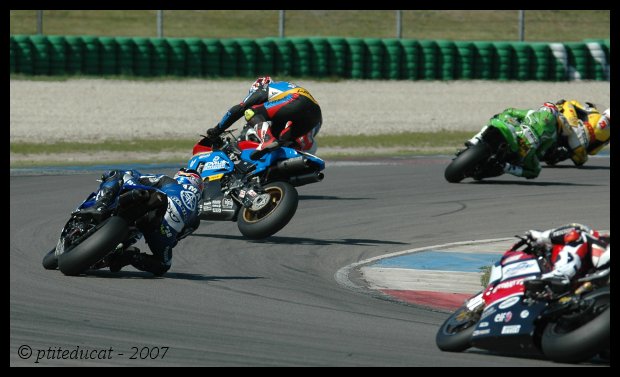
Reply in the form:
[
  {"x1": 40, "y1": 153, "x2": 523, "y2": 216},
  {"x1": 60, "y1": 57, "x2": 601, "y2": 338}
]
[{"x1": 334, "y1": 237, "x2": 513, "y2": 292}]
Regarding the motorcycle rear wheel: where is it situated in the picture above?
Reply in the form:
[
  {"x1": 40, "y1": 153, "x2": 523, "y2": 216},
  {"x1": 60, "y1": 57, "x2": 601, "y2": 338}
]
[
  {"x1": 58, "y1": 216, "x2": 129, "y2": 276},
  {"x1": 237, "y1": 181, "x2": 298, "y2": 239},
  {"x1": 541, "y1": 286, "x2": 610, "y2": 363}
]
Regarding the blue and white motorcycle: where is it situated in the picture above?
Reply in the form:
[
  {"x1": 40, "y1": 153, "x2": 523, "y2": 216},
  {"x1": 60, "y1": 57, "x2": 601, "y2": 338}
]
[
  {"x1": 187, "y1": 130, "x2": 325, "y2": 239},
  {"x1": 42, "y1": 182, "x2": 169, "y2": 275}
]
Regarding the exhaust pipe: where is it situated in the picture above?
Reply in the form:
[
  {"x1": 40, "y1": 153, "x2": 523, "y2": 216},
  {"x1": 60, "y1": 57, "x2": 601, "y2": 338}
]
[
  {"x1": 275, "y1": 156, "x2": 309, "y2": 173},
  {"x1": 289, "y1": 172, "x2": 324, "y2": 187}
]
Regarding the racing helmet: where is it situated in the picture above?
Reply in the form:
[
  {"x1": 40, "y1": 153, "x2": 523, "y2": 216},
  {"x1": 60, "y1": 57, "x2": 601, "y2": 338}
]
[
  {"x1": 540, "y1": 102, "x2": 559, "y2": 117},
  {"x1": 249, "y1": 76, "x2": 273, "y2": 93},
  {"x1": 540, "y1": 102, "x2": 562, "y2": 130},
  {"x1": 593, "y1": 108, "x2": 611, "y2": 143},
  {"x1": 174, "y1": 168, "x2": 203, "y2": 193}
]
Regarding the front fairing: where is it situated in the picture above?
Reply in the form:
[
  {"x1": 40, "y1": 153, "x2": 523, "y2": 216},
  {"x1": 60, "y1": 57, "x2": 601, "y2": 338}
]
[{"x1": 188, "y1": 151, "x2": 235, "y2": 181}]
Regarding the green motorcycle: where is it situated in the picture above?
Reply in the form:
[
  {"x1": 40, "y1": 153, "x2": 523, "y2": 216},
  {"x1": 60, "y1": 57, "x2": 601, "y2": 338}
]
[{"x1": 445, "y1": 118, "x2": 526, "y2": 183}]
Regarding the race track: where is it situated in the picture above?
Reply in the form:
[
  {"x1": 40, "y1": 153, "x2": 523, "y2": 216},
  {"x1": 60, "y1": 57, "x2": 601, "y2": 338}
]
[{"x1": 10, "y1": 156, "x2": 610, "y2": 366}]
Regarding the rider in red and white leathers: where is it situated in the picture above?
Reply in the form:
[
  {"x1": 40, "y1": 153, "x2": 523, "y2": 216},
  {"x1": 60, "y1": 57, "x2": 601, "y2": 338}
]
[{"x1": 526, "y1": 223, "x2": 610, "y2": 285}]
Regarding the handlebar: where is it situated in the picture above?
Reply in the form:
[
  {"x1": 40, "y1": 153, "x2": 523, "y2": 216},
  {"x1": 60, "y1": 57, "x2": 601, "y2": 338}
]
[{"x1": 510, "y1": 235, "x2": 543, "y2": 256}]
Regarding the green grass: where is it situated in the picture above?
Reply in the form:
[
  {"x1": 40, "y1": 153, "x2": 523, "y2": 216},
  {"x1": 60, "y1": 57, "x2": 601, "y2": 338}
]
[
  {"x1": 319, "y1": 131, "x2": 472, "y2": 148},
  {"x1": 10, "y1": 10, "x2": 609, "y2": 42},
  {"x1": 10, "y1": 131, "x2": 472, "y2": 155},
  {"x1": 479, "y1": 265, "x2": 492, "y2": 287},
  {"x1": 9, "y1": 132, "x2": 471, "y2": 168},
  {"x1": 10, "y1": 139, "x2": 196, "y2": 154}
]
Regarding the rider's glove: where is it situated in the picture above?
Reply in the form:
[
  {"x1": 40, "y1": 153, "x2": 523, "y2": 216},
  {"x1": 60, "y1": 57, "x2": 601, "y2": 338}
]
[
  {"x1": 525, "y1": 230, "x2": 549, "y2": 246},
  {"x1": 206, "y1": 126, "x2": 223, "y2": 138}
]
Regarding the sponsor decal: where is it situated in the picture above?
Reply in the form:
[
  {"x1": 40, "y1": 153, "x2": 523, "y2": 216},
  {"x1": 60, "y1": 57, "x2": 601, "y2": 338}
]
[
  {"x1": 181, "y1": 190, "x2": 197, "y2": 211},
  {"x1": 520, "y1": 310, "x2": 529, "y2": 319},
  {"x1": 473, "y1": 329, "x2": 491, "y2": 336},
  {"x1": 203, "y1": 156, "x2": 228, "y2": 171},
  {"x1": 208, "y1": 173, "x2": 224, "y2": 181},
  {"x1": 164, "y1": 199, "x2": 185, "y2": 232},
  {"x1": 491, "y1": 278, "x2": 524, "y2": 294},
  {"x1": 211, "y1": 200, "x2": 221, "y2": 207},
  {"x1": 160, "y1": 224, "x2": 172, "y2": 238},
  {"x1": 498, "y1": 296, "x2": 520, "y2": 309},
  {"x1": 501, "y1": 325, "x2": 521, "y2": 335},
  {"x1": 479, "y1": 321, "x2": 489, "y2": 328},
  {"x1": 223, "y1": 198, "x2": 234, "y2": 208},
  {"x1": 494, "y1": 312, "x2": 513, "y2": 323},
  {"x1": 212, "y1": 208, "x2": 221, "y2": 213},
  {"x1": 502, "y1": 259, "x2": 540, "y2": 280},
  {"x1": 480, "y1": 306, "x2": 497, "y2": 319},
  {"x1": 182, "y1": 184, "x2": 198, "y2": 194},
  {"x1": 171, "y1": 196, "x2": 186, "y2": 217}
]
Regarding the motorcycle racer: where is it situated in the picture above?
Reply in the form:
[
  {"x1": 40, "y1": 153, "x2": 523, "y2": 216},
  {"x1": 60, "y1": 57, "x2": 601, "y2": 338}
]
[
  {"x1": 524, "y1": 223, "x2": 610, "y2": 290},
  {"x1": 466, "y1": 103, "x2": 558, "y2": 179},
  {"x1": 77, "y1": 168, "x2": 203, "y2": 276},
  {"x1": 548, "y1": 100, "x2": 610, "y2": 166},
  {"x1": 205, "y1": 77, "x2": 323, "y2": 159}
]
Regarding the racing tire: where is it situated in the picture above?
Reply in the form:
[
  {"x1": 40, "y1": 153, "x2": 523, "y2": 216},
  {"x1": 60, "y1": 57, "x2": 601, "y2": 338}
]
[
  {"x1": 237, "y1": 181, "x2": 298, "y2": 240},
  {"x1": 541, "y1": 287, "x2": 610, "y2": 363},
  {"x1": 436, "y1": 305, "x2": 479, "y2": 352},
  {"x1": 58, "y1": 217, "x2": 129, "y2": 276},
  {"x1": 42, "y1": 248, "x2": 58, "y2": 270},
  {"x1": 444, "y1": 142, "x2": 490, "y2": 183}
]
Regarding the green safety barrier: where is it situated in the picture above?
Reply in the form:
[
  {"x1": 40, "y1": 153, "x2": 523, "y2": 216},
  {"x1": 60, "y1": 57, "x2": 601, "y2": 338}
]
[{"x1": 9, "y1": 35, "x2": 610, "y2": 81}]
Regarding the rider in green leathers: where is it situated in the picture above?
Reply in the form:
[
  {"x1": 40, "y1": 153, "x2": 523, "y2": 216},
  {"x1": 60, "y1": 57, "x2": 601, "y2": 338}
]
[{"x1": 467, "y1": 103, "x2": 558, "y2": 179}]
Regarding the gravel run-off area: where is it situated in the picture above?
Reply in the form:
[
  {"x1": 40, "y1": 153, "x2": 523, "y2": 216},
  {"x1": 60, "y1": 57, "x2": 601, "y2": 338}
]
[{"x1": 10, "y1": 79, "x2": 610, "y2": 163}]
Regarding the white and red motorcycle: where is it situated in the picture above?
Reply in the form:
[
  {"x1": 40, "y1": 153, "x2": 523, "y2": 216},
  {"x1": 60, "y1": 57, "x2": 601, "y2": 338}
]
[{"x1": 436, "y1": 234, "x2": 610, "y2": 363}]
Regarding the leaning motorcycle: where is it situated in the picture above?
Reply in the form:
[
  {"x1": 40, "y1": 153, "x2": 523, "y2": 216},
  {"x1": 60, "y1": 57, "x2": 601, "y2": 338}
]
[
  {"x1": 42, "y1": 181, "x2": 168, "y2": 276},
  {"x1": 445, "y1": 117, "x2": 529, "y2": 183},
  {"x1": 187, "y1": 130, "x2": 325, "y2": 239},
  {"x1": 435, "y1": 235, "x2": 610, "y2": 363}
]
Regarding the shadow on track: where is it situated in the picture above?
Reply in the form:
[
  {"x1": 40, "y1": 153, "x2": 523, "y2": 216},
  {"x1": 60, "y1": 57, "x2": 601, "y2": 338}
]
[
  {"x1": 463, "y1": 348, "x2": 609, "y2": 366},
  {"x1": 298, "y1": 195, "x2": 374, "y2": 201},
  {"x1": 192, "y1": 233, "x2": 408, "y2": 246},
  {"x1": 79, "y1": 270, "x2": 263, "y2": 281},
  {"x1": 543, "y1": 165, "x2": 610, "y2": 170},
  {"x1": 468, "y1": 180, "x2": 600, "y2": 187}
]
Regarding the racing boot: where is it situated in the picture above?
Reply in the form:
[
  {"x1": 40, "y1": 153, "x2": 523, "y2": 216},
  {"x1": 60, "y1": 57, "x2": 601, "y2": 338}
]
[
  {"x1": 130, "y1": 253, "x2": 170, "y2": 277},
  {"x1": 108, "y1": 246, "x2": 140, "y2": 273},
  {"x1": 250, "y1": 121, "x2": 281, "y2": 160},
  {"x1": 465, "y1": 126, "x2": 487, "y2": 147}
]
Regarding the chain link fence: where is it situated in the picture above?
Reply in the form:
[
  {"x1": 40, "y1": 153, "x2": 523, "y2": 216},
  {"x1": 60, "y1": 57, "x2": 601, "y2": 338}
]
[{"x1": 10, "y1": 10, "x2": 610, "y2": 42}]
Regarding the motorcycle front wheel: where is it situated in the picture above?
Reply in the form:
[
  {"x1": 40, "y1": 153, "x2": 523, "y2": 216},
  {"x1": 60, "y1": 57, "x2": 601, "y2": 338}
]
[
  {"x1": 42, "y1": 248, "x2": 58, "y2": 270},
  {"x1": 58, "y1": 216, "x2": 129, "y2": 276},
  {"x1": 237, "y1": 181, "x2": 298, "y2": 239},
  {"x1": 444, "y1": 142, "x2": 490, "y2": 183},
  {"x1": 436, "y1": 305, "x2": 480, "y2": 352}
]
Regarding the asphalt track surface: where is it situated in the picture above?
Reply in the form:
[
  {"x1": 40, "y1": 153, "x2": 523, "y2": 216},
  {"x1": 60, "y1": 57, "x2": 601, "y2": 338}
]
[{"x1": 10, "y1": 156, "x2": 610, "y2": 366}]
